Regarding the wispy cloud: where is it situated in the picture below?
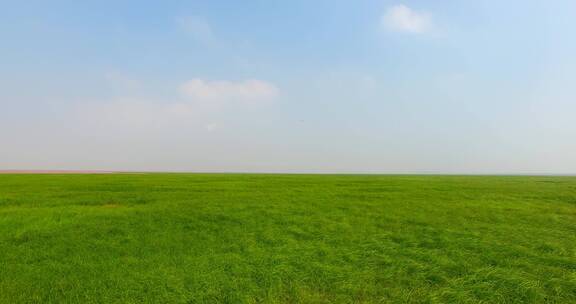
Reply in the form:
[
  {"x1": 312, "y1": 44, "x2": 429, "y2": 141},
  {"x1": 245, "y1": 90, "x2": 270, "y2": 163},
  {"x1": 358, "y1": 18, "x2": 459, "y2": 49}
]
[
  {"x1": 76, "y1": 98, "x2": 199, "y2": 126},
  {"x1": 176, "y1": 16, "x2": 215, "y2": 44},
  {"x1": 104, "y1": 71, "x2": 142, "y2": 91},
  {"x1": 75, "y1": 78, "x2": 279, "y2": 128},
  {"x1": 179, "y1": 79, "x2": 279, "y2": 103},
  {"x1": 381, "y1": 5, "x2": 432, "y2": 34}
]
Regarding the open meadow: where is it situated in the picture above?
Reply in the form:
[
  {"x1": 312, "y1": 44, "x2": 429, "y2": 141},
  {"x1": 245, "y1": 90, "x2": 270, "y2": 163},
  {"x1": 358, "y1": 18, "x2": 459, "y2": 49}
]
[{"x1": 0, "y1": 174, "x2": 575, "y2": 303}]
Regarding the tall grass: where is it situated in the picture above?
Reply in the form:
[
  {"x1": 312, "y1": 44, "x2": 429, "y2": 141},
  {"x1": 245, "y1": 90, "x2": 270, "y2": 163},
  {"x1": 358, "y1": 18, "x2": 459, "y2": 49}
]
[{"x1": 0, "y1": 174, "x2": 575, "y2": 303}]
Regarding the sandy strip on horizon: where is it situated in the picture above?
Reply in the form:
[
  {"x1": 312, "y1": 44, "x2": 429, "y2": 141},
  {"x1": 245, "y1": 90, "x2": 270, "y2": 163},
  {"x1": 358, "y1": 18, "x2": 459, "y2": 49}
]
[{"x1": 0, "y1": 170, "x2": 116, "y2": 174}]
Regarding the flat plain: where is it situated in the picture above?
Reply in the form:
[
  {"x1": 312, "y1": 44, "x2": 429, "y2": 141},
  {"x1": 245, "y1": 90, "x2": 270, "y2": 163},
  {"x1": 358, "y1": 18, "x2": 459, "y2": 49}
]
[{"x1": 0, "y1": 174, "x2": 575, "y2": 303}]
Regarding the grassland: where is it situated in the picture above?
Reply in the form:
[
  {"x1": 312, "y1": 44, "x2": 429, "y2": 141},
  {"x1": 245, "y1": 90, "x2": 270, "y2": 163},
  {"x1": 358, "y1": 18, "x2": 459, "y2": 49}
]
[{"x1": 0, "y1": 174, "x2": 574, "y2": 303}]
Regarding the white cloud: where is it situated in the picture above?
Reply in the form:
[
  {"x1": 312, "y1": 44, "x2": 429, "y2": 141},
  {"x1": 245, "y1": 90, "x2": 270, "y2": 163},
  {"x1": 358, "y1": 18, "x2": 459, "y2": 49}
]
[
  {"x1": 176, "y1": 16, "x2": 215, "y2": 44},
  {"x1": 381, "y1": 5, "x2": 432, "y2": 34},
  {"x1": 179, "y1": 79, "x2": 279, "y2": 102}
]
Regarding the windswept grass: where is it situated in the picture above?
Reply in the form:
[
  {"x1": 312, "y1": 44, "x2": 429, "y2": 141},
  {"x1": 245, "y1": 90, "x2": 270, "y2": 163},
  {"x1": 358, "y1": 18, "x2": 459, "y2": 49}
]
[{"x1": 0, "y1": 174, "x2": 575, "y2": 303}]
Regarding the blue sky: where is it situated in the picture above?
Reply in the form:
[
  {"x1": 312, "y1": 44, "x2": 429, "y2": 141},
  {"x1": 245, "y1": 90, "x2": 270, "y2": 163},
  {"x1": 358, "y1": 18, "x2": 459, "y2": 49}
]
[{"x1": 1, "y1": 0, "x2": 575, "y2": 173}]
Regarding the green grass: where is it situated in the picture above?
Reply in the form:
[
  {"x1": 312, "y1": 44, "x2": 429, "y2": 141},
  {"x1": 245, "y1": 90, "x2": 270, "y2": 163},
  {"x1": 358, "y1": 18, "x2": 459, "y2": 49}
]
[{"x1": 0, "y1": 174, "x2": 575, "y2": 303}]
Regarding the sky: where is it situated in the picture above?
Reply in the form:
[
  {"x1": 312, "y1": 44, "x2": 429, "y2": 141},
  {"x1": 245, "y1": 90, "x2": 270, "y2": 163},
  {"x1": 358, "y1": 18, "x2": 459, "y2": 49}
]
[{"x1": 1, "y1": 0, "x2": 575, "y2": 174}]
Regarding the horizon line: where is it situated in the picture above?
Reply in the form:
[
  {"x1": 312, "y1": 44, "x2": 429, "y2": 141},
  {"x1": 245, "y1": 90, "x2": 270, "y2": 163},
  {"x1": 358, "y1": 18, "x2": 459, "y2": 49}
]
[{"x1": 1, "y1": 169, "x2": 575, "y2": 177}]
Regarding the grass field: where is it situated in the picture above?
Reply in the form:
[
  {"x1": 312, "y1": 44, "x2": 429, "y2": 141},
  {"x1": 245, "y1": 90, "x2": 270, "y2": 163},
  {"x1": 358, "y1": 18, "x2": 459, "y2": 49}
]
[{"x1": 0, "y1": 174, "x2": 575, "y2": 303}]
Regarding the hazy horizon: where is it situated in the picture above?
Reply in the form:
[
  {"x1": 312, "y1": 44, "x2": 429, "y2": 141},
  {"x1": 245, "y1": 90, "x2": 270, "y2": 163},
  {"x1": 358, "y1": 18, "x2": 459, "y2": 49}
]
[{"x1": 2, "y1": 1, "x2": 576, "y2": 174}]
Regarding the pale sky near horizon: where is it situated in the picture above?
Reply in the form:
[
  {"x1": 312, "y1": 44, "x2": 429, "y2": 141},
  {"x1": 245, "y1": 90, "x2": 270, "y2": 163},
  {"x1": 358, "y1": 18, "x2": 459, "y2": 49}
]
[{"x1": 1, "y1": 0, "x2": 575, "y2": 174}]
